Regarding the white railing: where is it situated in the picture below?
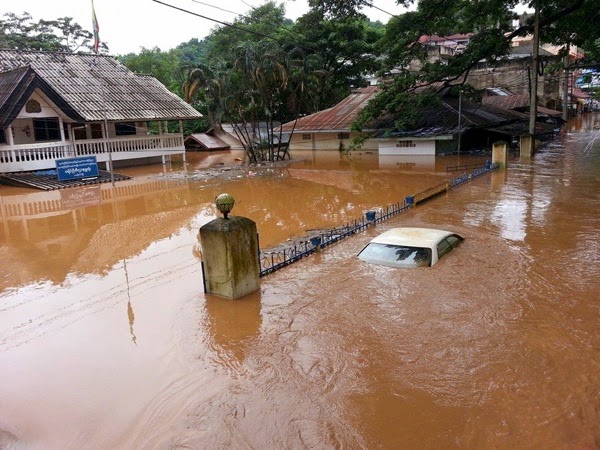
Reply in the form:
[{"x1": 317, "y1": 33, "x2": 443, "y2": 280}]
[
  {"x1": 74, "y1": 134, "x2": 184, "y2": 156},
  {"x1": 0, "y1": 134, "x2": 185, "y2": 173},
  {"x1": 0, "y1": 179, "x2": 189, "y2": 220},
  {"x1": 0, "y1": 142, "x2": 73, "y2": 164}
]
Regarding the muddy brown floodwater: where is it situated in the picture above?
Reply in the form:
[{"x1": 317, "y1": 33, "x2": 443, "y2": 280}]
[{"x1": 1, "y1": 114, "x2": 599, "y2": 449}]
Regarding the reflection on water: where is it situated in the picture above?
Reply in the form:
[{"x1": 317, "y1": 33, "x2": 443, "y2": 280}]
[
  {"x1": 1, "y1": 116, "x2": 599, "y2": 448},
  {"x1": 0, "y1": 151, "x2": 477, "y2": 288},
  {"x1": 204, "y1": 291, "x2": 261, "y2": 366}
]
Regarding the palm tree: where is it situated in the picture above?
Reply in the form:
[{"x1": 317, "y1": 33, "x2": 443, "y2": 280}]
[
  {"x1": 228, "y1": 40, "x2": 292, "y2": 162},
  {"x1": 183, "y1": 64, "x2": 227, "y2": 134}
]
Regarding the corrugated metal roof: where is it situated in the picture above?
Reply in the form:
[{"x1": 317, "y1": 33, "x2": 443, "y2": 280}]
[
  {"x1": 280, "y1": 86, "x2": 378, "y2": 132},
  {"x1": 537, "y1": 106, "x2": 562, "y2": 117},
  {"x1": 0, "y1": 50, "x2": 202, "y2": 122},
  {"x1": 483, "y1": 94, "x2": 529, "y2": 110},
  {"x1": 0, "y1": 66, "x2": 30, "y2": 126},
  {"x1": 0, "y1": 66, "x2": 28, "y2": 109},
  {"x1": 483, "y1": 95, "x2": 562, "y2": 117},
  {"x1": 375, "y1": 97, "x2": 532, "y2": 138},
  {"x1": 0, "y1": 65, "x2": 86, "y2": 127}
]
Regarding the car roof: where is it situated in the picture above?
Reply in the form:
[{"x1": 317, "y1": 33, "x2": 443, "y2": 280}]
[{"x1": 369, "y1": 227, "x2": 459, "y2": 248}]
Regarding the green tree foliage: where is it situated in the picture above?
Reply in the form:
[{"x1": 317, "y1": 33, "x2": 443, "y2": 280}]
[
  {"x1": 347, "y1": 0, "x2": 600, "y2": 131},
  {"x1": 119, "y1": 47, "x2": 184, "y2": 95},
  {"x1": 177, "y1": 38, "x2": 211, "y2": 69},
  {"x1": 177, "y1": 1, "x2": 384, "y2": 161},
  {"x1": 291, "y1": 11, "x2": 384, "y2": 112},
  {"x1": 0, "y1": 12, "x2": 108, "y2": 52},
  {"x1": 183, "y1": 63, "x2": 227, "y2": 132}
]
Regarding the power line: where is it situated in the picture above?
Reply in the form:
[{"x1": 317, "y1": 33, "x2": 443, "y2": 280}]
[
  {"x1": 364, "y1": 1, "x2": 399, "y2": 19},
  {"x1": 152, "y1": 0, "x2": 276, "y2": 41},
  {"x1": 190, "y1": 0, "x2": 240, "y2": 17},
  {"x1": 153, "y1": 0, "x2": 368, "y2": 61}
]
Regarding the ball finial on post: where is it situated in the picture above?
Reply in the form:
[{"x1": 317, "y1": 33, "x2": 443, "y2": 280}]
[{"x1": 215, "y1": 193, "x2": 235, "y2": 219}]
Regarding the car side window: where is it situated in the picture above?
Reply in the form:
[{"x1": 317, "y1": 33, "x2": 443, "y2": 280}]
[
  {"x1": 437, "y1": 238, "x2": 452, "y2": 258},
  {"x1": 447, "y1": 235, "x2": 462, "y2": 248}
]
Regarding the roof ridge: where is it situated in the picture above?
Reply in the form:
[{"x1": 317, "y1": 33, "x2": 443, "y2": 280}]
[{"x1": 0, "y1": 48, "x2": 114, "y2": 57}]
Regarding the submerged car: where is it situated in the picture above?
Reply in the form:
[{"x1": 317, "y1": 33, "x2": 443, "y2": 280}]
[{"x1": 357, "y1": 227, "x2": 463, "y2": 268}]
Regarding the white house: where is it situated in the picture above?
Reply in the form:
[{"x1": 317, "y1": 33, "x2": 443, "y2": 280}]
[
  {"x1": 279, "y1": 86, "x2": 380, "y2": 151},
  {"x1": 0, "y1": 50, "x2": 202, "y2": 173}
]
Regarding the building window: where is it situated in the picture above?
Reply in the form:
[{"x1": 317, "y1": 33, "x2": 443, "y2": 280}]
[
  {"x1": 33, "y1": 118, "x2": 60, "y2": 141},
  {"x1": 396, "y1": 140, "x2": 416, "y2": 148},
  {"x1": 337, "y1": 132, "x2": 350, "y2": 140},
  {"x1": 302, "y1": 133, "x2": 311, "y2": 140},
  {"x1": 73, "y1": 123, "x2": 87, "y2": 140},
  {"x1": 90, "y1": 123, "x2": 103, "y2": 139},
  {"x1": 115, "y1": 122, "x2": 137, "y2": 136},
  {"x1": 0, "y1": 129, "x2": 5, "y2": 144},
  {"x1": 63, "y1": 123, "x2": 69, "y2": 140},
  {"x1": 26, "y1": 99, "x2": 42, "y2": 113}
]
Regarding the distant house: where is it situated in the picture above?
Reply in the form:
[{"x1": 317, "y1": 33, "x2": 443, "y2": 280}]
[
  {"x1": 375, "y1": 92, "x2": 562, "y2": 154},
  {"x1": 282, "y1": 83, "x2": 559, "y2": 156},
  {"x1": 0, "y1": 50, "x2": 202, "y2": 173},
  {"x1": 279, "y1": 86, "x2": 379, "y2": 151}
]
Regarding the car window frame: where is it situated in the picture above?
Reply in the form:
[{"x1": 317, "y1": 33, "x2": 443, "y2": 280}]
[
  {"x1": 357, "y1": 243, "x2": 432, "y2": 268},
  {"x1": 437, "y1": 234, "x2": 463, "y2": 260}
]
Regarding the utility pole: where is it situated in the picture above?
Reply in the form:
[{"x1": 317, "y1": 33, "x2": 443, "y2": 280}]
[
  {"x1": 528, "y1": 0, "x2": 540, "y2": 138},
  {"x1": 457, "y1": 89, "x2": 462, "y2": 156},
  {"x1": 562, "y1": 43, "x2": 570, "y2": 122}
]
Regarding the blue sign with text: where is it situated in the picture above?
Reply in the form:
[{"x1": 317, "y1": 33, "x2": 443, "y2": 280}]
[{"x1": 56, "y1": 156, "x2": 99, "y2": 181}]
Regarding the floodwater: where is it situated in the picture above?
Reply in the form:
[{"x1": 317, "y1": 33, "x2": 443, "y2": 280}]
[{"x1": 1, "y1": 114, "x2": 599, "y2": 449}]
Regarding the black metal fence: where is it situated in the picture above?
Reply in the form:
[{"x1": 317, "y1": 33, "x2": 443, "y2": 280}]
[{"x1": 258, "y1": 161, "x2": 498, "y2": 277}]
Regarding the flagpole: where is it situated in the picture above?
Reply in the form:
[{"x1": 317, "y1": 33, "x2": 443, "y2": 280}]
[{"x1": 92, "y1": 0, "x2": 115, "y2": 186}]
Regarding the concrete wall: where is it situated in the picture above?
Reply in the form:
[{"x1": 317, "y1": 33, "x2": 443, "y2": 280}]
[
  {"x1": 199, "y1": 216, "x2": 259, "y2": 300},
  {"x1": 467, "y1": 58, "x2": 559, "y2": 102},
  {"x1": 378, "y1": 138, "x2": 436, "y2": 155},
  {"x1": 288, "y1": 132, "x2": 379, "y2": 151}
]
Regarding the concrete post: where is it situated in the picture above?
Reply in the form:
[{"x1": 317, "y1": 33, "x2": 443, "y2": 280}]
[
  {"x1": 520, "y1": 134, "x2": 534, "y2": 157},
  {"x1": 199, "y1": 194, "x2": 260, "y2": 300},
  {"x1": 492, "y1": 141, "x2": 508, "y2": 169}
]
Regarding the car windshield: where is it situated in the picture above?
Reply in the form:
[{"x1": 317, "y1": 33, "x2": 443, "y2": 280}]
[{"x1": 357, "y1": 243, "x2": 432, "y2": 268}]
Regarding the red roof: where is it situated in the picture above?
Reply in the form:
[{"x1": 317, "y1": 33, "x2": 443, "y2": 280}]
[
  {"x1": 572, "y1": 89, "x2": 591, "y2": 99},
  {"x1": 280, "y1": 86, "x2": 378, "y2": 132},
  {"x1": 418, "y1": 33, "x2": 474, "y2": 45}
]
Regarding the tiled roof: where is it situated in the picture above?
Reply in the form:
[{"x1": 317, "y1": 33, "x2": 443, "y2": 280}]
[
  {"x1": 0, "y1": 50, "x2": 202, "y2": 122},
  {"x1": 280, "y1": 86, "x2": 378, "y2": 132}
]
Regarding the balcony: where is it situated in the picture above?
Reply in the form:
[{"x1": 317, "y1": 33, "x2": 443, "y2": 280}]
[{"x1": 0, "y1": 134, "x2": 185, "y2": 173}]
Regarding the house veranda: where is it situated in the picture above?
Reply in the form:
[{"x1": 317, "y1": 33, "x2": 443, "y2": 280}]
[{"x1": 0, "y1": 50, "x2": 202, "y2": 174}]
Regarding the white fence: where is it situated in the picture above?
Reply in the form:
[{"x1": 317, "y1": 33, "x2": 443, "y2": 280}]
[{"x1": 0, "y1": 134, "x2": 185, "y2": 173}]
